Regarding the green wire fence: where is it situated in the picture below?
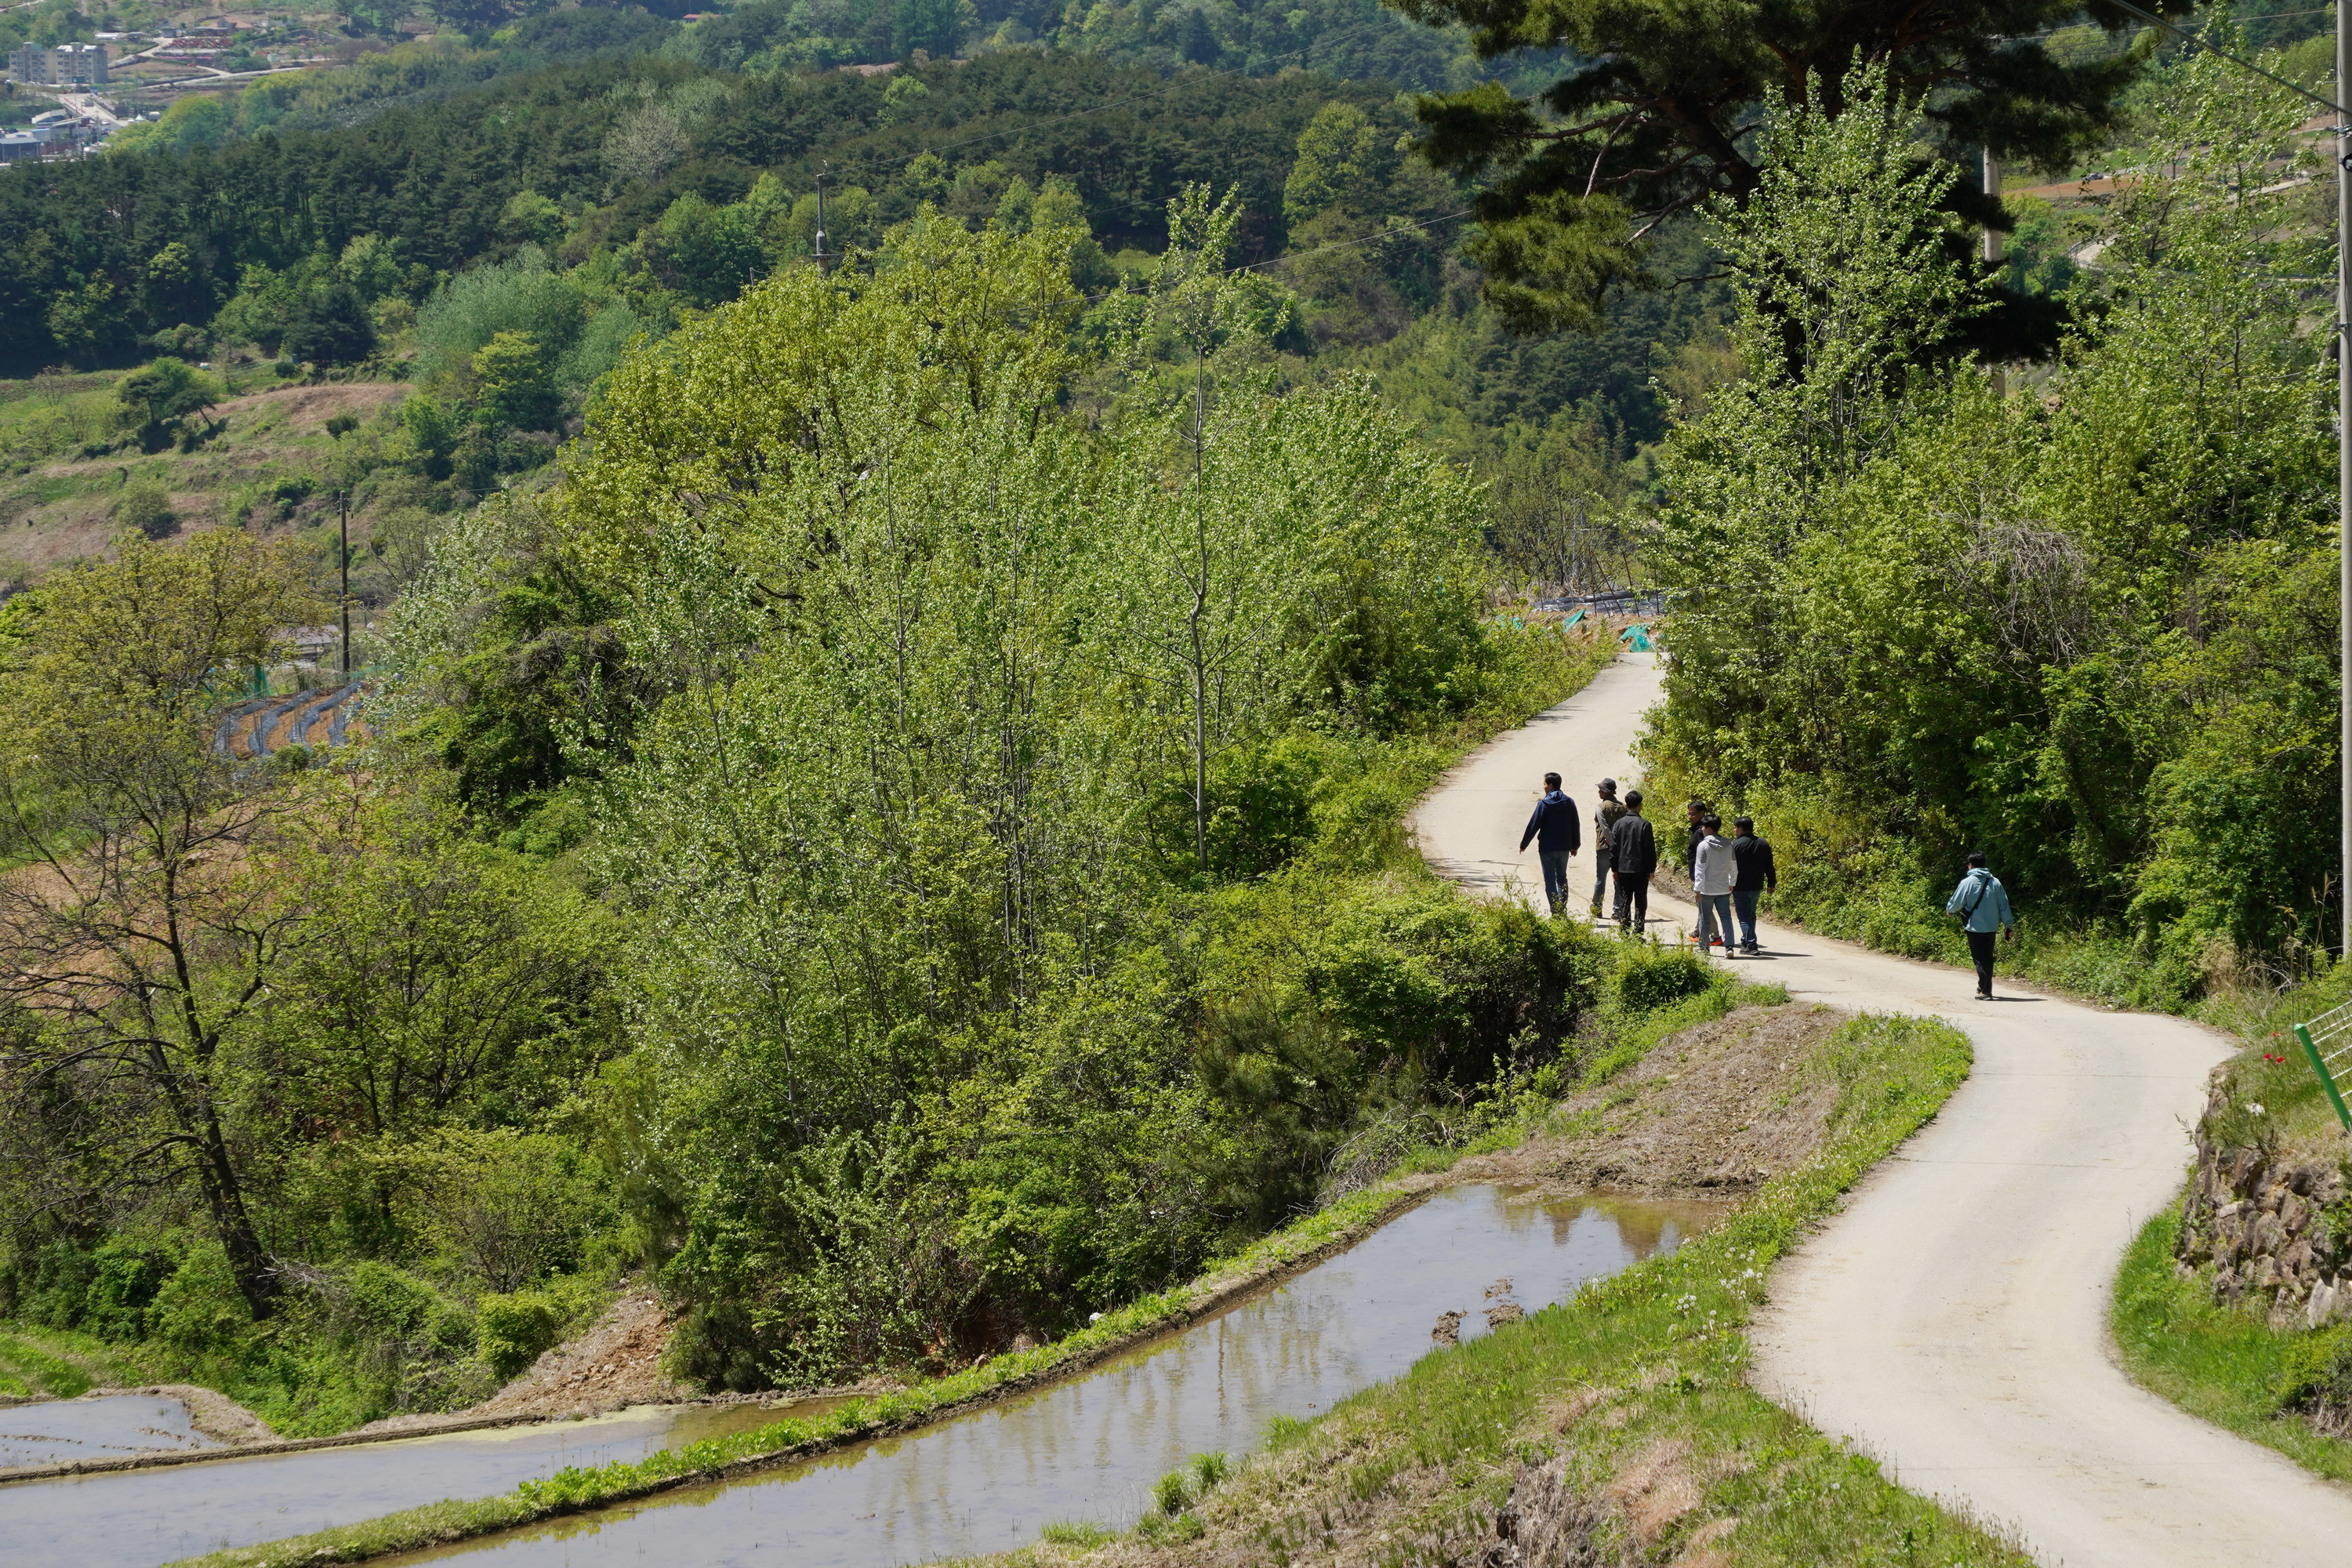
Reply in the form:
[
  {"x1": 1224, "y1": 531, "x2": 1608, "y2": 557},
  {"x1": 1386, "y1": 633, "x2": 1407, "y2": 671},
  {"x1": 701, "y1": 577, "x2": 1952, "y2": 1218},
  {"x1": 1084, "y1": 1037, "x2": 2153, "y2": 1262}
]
[{"x1": 2293, "y1": 1001, "x2": 2352, "y2": 1132}]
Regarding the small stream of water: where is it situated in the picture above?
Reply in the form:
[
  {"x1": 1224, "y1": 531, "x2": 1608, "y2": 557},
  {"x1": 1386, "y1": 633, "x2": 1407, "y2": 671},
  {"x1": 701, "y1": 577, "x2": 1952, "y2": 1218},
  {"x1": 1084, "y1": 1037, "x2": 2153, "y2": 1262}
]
[{"x1": 387, "y1": 1185, "x2": 1715, "y2": 1568}]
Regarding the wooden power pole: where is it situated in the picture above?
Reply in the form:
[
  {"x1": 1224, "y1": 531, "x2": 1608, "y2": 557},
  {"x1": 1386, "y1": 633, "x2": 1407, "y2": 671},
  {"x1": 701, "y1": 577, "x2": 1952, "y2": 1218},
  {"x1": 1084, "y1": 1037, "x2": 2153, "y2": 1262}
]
[{"x1": 339, "y1": 492, "x2": 351, "y2": 681}]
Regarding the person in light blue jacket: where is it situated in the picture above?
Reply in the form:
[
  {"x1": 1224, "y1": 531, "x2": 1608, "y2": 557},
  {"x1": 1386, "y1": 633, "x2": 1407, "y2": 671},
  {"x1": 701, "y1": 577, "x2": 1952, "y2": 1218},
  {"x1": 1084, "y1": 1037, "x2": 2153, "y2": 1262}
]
[{"x1": 1944, "y1": 852, "x2": 2015, "y2": 1000}]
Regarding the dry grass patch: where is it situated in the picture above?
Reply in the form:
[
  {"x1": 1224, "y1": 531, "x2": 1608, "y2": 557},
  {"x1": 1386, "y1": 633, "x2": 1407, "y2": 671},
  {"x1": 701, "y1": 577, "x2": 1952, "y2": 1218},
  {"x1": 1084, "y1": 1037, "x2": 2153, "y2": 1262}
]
[{"x1": 1441, "y1": 1004, "x2": 1849, "y2": 1198}]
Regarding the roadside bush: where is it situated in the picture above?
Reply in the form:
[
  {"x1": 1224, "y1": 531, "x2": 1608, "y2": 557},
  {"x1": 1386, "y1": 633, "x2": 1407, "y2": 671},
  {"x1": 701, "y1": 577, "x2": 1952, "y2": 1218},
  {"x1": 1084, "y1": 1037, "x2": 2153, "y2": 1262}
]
[
  {"x1": 1611, "y1": 941, "x2": 1714, "y2": 1013},
  {"x1": 112, "y1": 481, "x2": 177, "y2": 539}
]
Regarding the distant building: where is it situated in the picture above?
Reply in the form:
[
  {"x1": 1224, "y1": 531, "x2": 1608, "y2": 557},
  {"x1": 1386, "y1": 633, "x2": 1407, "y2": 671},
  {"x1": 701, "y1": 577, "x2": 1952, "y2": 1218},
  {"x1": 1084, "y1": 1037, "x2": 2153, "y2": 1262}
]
[
  {"x1": 0, "y1": 132, "x2": 41, "y2": 163},
  {"x1": 9, "y1": 42, "x2": 108, "y2": 86}
]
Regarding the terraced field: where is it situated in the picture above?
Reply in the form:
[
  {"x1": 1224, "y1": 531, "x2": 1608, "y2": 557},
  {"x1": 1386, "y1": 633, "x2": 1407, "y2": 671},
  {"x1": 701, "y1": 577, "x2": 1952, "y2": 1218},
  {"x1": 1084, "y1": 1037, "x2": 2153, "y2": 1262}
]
[{"x1": 211, "y1": 678, "x2": 371, "y2": 759}]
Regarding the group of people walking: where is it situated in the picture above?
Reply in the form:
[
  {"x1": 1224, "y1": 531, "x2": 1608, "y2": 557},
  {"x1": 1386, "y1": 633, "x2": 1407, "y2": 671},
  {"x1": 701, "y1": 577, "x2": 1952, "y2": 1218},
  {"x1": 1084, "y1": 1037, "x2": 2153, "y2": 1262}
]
[
  {"x1": 1517, "y1": 773, "x2": 2015, "y2": 996},
  {"x1": 1516, "y1": 776, "x2": 1774, "y2": 949}
]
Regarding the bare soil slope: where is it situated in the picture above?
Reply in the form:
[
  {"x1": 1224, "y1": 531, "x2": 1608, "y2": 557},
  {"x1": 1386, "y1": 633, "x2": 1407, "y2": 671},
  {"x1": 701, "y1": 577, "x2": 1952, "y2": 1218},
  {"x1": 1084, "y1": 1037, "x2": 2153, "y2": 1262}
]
[{"x1": 1434, "y1": 1004, "x2": 1848, "y2": 1199}]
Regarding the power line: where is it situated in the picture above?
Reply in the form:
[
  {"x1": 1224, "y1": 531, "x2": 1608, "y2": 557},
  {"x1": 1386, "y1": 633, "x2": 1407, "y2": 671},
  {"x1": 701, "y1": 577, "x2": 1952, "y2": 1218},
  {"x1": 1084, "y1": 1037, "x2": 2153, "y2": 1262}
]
[{"x1": 2103, "y1": 0, "x2": 2347, "y2": 114}]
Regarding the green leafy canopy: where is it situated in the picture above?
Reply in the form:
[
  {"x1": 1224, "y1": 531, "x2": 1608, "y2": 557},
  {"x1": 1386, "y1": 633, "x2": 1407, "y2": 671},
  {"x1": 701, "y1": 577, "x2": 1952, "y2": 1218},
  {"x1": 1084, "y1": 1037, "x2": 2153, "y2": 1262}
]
[{"x1": 1392, "y1": 0, "x2": 2165, "y2": 342}]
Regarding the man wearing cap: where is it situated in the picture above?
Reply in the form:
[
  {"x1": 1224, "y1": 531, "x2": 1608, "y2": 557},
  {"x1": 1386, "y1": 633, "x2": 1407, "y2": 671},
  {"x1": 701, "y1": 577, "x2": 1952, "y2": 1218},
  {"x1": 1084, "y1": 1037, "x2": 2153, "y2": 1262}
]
[{"x1": 1590, "y1": 779, "x2": 1627, "y2": 920}]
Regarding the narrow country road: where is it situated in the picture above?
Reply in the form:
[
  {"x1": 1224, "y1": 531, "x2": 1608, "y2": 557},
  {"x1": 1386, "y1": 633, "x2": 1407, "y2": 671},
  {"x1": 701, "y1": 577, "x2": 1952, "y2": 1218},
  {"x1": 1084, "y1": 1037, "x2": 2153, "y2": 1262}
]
[{"x1": 1411, "y1": 652, "x2": 2352, "y2": 1567}]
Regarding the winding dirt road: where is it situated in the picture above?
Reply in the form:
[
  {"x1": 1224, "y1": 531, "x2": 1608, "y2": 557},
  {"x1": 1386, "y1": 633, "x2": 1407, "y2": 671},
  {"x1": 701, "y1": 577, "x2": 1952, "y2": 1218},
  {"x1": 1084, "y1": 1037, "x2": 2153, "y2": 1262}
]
[{"x1": 1412, "y1": 652, "x2": 2352, "y2": 1566}]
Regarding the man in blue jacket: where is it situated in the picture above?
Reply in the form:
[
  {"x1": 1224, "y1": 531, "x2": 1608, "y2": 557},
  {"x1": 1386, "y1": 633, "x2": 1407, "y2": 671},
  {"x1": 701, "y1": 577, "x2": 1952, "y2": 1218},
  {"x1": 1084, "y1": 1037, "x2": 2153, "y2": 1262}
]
[
  {"x1": 1518, "y1": 771, "x2": 1581, "y2": 916},
  {"x1": 1944, "y1": 852, "x2": 2016, "y2": 1000}
]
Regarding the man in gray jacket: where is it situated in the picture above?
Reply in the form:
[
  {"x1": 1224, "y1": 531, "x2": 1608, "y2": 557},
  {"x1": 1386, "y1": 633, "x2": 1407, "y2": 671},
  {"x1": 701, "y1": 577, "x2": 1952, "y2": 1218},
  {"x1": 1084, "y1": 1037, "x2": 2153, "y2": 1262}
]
[
  {"x1": 1944, "y1": 852, "x2": 2015, "y2": 1000},
  {"x1": 1692, "y1": 815, "x2": 1735, "y2": 955}
]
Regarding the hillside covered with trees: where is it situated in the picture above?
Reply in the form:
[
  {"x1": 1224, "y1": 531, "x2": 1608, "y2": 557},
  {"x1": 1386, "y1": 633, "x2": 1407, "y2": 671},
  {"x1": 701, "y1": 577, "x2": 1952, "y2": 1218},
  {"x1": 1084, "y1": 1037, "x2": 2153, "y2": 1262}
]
[
  {"x1": 5, "y1": 0, "x2": 2338, "y2": 1450},
  {"x1": 0, "y1": 178, "x2": 1629, "y2": 1425}
]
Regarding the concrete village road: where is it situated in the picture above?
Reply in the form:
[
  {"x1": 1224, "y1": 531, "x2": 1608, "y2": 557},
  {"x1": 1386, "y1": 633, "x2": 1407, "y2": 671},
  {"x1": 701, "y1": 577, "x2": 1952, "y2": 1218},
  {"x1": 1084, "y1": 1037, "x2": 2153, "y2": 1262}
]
[{"x1": 1410, "y1": 651, "x2": 2352, "y2": 1566}]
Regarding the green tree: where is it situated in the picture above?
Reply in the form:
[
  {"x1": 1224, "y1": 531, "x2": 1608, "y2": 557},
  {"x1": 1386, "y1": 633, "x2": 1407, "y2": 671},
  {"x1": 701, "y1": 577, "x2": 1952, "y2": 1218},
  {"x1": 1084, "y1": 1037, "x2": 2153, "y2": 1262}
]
[
  {"x1": 282, "y1": 285, "x2": 378, "y2": 367},
  {"x1": 1283, "y1": 100, "x2": 1389, "y2": 227},
  {"x1": 0, "y1": 535, "x2": 325, "y2": 1317},
  {"x1": 642, "y1": 192, "x2": 764, "y2": 308},
  {"x1": 1646, "y1": 38, "x2": 2335, "y2": 994},
  {"x1": 891, "y1": 0, "x2": 960, "y2": 60},
  {"x1": 471, "y1": 330, "x2": 560, "y2": 431},
  {"x1": 1394, "y1": 0, "x2": 2154, "y2": 342},
  {"x1": 114, "y1": 357, "x2": 220, "y2": 449}
]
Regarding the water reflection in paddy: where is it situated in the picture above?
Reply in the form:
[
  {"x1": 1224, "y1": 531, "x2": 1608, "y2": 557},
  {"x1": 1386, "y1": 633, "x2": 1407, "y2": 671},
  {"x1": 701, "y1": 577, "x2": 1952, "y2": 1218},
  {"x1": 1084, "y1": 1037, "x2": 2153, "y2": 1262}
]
[
  {"x1": 390, "y1": 1185, "x2": 1720, "y2": 1568},
  {"x1": 0, "y1": 1392, "x2": 216, "y2": 1469},
  {"x1": 2, "y1": 1396, "x2": 844, "y2": 1568}
]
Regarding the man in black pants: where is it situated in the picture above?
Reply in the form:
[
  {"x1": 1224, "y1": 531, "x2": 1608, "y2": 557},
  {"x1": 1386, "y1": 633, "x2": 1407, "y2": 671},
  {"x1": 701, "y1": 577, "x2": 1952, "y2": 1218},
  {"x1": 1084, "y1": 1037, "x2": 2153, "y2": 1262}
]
[
  {"x1": 1609, "y1": 789, "x2": 1657, "y2": 932},
  {"x1": 1944, "y1": 852, "x2": 2015, "y2": 1000}
]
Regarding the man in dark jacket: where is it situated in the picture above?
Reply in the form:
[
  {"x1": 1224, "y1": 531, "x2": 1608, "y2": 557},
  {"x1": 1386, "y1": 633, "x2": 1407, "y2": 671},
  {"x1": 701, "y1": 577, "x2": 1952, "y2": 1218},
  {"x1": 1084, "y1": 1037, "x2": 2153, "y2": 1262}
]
[
  {"x1": 1682, "y1": 798, "x2": 1711, "y2": 877},
  {"x1": 1609, "y1": 789, "x2": 1657, "y2": 931},
  {"x1": 1730, "y1": 816, "x2": 1777, "y2": 954},
  {"x1": 1590, "y1": 779, "x2": 1628, "y2": 920},
  {"x1": 1518, "y1": 771, "x2": 1581, "y2": 914}
]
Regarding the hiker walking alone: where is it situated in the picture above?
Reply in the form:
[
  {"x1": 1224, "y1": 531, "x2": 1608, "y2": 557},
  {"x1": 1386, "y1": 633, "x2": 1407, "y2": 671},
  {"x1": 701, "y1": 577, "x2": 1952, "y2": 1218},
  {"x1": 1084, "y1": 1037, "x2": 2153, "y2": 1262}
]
[
  {"x1": 1609, "y1": 789, "x2": 1657, "y2": 932},
  {"x1": 1517, "y1": 771, "x2": 1581, "y2": 916},
  {"x1": 1730, "y1": 816, "x2": 1776, "y2": 954},
  {"x1": 1693, "y1": 814, "x2": 1735, "y2": 955},
  {"x1": 1945, "y1": 852, "x2": 2015, "y2": 1001},
  {"x1": 1590, "y1": 779, "x2": 1628, "y2": 920}
]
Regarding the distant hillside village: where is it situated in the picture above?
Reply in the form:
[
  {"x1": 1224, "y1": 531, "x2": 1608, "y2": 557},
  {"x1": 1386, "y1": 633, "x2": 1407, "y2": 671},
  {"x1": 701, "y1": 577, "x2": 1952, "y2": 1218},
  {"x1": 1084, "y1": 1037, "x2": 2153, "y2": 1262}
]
[{"x1": 3, "y1": 17, "x2": 329, "y2": 164}]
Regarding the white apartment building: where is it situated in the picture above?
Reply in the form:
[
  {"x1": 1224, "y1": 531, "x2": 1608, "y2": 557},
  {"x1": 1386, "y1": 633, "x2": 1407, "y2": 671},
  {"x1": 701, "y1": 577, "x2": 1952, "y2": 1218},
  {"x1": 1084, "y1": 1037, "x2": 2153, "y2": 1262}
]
[{"x1": 9, "y1": 42, "x2": 109, "y2": 87}]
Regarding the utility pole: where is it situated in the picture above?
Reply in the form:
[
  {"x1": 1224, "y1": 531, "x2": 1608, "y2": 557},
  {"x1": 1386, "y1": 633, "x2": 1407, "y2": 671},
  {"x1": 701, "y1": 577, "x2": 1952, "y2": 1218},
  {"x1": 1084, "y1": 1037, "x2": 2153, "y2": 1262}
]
[
  {"x1": 2111, "y1": 0, "x2": 2352, "y2": 953},
  {"x1": 1983, "y1": 149, "x2": 2005, "y2": 397},
  {"x1": 338, "y1": 491, "x2": 351, "y2": 681},
  {"x1": 814, "y1": 164, "x2": 830, "y2": 275},
  {"x1": 2339, "y1": 2, "x2": 2350, "y2": 954}
]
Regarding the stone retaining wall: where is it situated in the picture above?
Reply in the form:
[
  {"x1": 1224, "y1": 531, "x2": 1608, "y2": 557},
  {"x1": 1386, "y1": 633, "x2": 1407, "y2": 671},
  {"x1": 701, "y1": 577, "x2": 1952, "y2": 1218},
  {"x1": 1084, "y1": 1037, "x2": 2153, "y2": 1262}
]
[{"x1": 2173, "y1": 1087, "x2": 2352, "y2": 1330}]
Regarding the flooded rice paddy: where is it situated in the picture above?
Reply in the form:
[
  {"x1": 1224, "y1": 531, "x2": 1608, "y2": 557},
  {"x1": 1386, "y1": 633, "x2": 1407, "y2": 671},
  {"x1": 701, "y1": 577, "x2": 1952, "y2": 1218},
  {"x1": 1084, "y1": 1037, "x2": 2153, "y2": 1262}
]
[
  {"x1": 2, "y1": 1185, "x2": 1715, "y2": 1567},
  {"x1": 3, "y1": 1396, "x2": 837, "y2": 1567},
  {"x1": 387, "y1": 1185, "x2": 1715, "y2": 1568}
]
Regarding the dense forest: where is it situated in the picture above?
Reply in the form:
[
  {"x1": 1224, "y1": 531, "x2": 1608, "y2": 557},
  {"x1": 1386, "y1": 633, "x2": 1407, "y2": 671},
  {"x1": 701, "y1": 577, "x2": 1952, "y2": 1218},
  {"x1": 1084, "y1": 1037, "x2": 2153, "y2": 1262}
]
[{"x1": 2, "y1": 15, "x2": 1711, "y2": 595}]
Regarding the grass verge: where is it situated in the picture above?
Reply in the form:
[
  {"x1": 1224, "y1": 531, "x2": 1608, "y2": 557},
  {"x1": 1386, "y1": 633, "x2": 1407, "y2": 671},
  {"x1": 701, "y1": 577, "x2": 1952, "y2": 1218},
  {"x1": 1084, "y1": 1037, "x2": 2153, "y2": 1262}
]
[
  {"x1": 0, "y1": 1323, "x2": 147, "y2": 1400},
  {"x1": 2111, "y1": 1207, "x2": 2352, "y2": 1485},
  {"x1": 971, "y1": 1014, "x2": 2022, "y2": 1568}
]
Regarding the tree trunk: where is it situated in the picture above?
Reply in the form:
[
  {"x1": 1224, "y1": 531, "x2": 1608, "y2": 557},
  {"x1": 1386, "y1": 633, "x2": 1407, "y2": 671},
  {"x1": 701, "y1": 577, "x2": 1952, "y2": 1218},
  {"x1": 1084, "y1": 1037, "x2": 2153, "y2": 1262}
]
[{"x1": 195, "y1": 1110, "x2": 277, "y2": 1318}]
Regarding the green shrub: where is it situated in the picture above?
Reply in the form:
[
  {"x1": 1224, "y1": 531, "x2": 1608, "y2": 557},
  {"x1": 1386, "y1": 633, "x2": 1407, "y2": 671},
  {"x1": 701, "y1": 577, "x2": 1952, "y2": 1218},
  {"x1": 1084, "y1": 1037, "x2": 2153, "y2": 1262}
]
[
  {"x1": 151, "y1": 1243, "x2": 252, "y2": 1357},
  {"x1": 343, "y1": 1261, "x2": 441, "y2": 1341},
  {"x1": 1612, "y1": 941, "x2": 1714, "y2": 1012},
  {"x1": 476, "y1": 1288, "x2": 564, "y2": 1378},
  {"x1": 1154, "y1": 734, "x2": 1343, "y2": 880},
  {"x1": 111, "y1": 481, "x2": 176, "y2": 539}
]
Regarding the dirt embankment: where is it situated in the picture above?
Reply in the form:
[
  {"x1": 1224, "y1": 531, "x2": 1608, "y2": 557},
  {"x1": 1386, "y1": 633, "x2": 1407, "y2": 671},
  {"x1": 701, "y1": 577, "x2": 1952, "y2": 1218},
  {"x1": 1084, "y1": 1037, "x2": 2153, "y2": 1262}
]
[
  {"x1": 355, "y1": 1290, "x2": 699, "y2": 1436},
  {"x1": 1421, "y1": 1003, "x2": 1851, "y2": 1200}
]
